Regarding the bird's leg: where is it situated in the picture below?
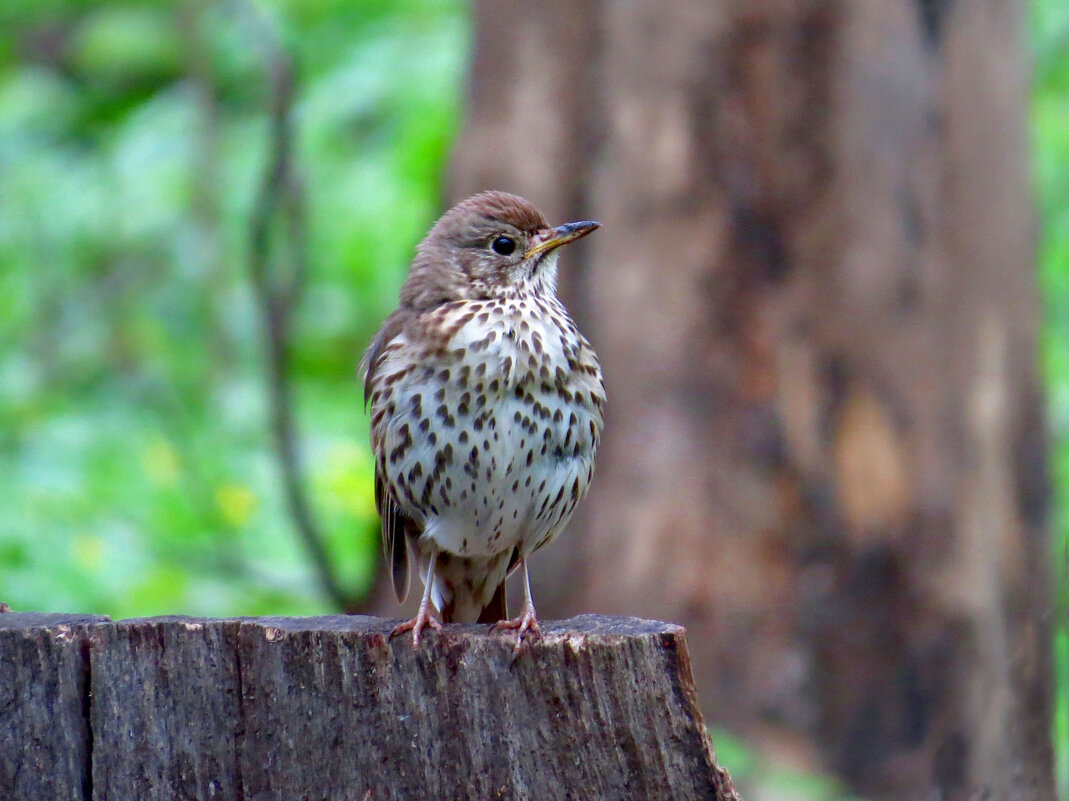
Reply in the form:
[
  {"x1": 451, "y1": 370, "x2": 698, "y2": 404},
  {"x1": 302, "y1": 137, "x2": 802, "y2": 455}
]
[
  {"x1": 491, "y1": 558, "x2": 542, "y2": 653},
  {"x1": 391, "y1": 549, "x2": 443, "y2": 647}
]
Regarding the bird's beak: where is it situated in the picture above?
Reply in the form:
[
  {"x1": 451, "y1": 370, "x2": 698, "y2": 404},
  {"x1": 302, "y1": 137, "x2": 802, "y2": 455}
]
[{"x1": 525, "y1": 220, "x2": 601, "y2": 259}]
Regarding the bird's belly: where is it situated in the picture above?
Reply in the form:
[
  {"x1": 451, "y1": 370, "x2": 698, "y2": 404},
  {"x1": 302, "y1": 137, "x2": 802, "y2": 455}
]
[
  {"x1": 376, "y1": 302, "x2": 602, "y2": 561},
  {"x1": 389, "y1": 388, "x2": 597, "y2": 560}
]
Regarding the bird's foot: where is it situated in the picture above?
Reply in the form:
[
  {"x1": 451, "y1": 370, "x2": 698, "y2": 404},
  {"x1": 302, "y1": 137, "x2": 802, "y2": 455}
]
[
  {"x1": 491, "y1": 604, "x2": 542, "y2": 655},
  {"x1": 391, "y1": 606, "x2": 443, "y2": 648}
]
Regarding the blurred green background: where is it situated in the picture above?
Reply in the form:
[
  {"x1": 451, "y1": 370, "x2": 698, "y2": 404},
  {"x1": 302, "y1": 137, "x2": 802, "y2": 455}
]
[
  {"x1": 0, "y1": 0, "x2": 464, "y2": 617},
  {"x1": 0, "y1": 1, "x2": 1064, "y2": 797}
]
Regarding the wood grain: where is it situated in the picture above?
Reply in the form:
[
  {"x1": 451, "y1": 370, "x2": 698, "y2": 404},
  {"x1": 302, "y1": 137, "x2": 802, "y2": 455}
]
[
  {"x1": 0, "y1": 613, "x2": 108, "y2": 801},
  {"x1": 1, "y1": 612, "x2": 739, "y2": 801}
]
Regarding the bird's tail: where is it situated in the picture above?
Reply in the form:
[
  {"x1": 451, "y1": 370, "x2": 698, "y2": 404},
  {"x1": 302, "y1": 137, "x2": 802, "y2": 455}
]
[
  {"x1": 438, "y1": 580, "x2": 508, "y2": 624},
  {"x1": 476, "y1": 582, "x2": 508, "y2": 624}
]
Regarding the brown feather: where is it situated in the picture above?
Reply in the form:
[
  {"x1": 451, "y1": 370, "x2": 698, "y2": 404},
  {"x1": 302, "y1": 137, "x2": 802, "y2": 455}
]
[
  {"x1": 374, "y1": 465, "x2": 411, "y2": 603},
  {"x1": 476, "y1": 582, "x2": 508, "y2": 624},
  {"x1": 360, "y1": 310, "x2": 411, "y2": 405},
  {"x1": 440, "y1": 588, "x2": 507, "y2": 624}
]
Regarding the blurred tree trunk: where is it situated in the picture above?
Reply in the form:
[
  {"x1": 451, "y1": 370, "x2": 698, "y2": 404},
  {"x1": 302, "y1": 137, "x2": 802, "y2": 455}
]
[{"x1": 447, "y1": 1, "x2": 1055, "y2": 799}]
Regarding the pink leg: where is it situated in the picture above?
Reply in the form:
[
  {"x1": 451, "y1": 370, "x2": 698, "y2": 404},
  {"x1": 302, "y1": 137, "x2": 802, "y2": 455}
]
[
  {"x1": 491, "y1": 558, "x2": 542, "y2": 653},
  {"x1": 391, "y1": 549, "x2": 443, "y2": 647}
]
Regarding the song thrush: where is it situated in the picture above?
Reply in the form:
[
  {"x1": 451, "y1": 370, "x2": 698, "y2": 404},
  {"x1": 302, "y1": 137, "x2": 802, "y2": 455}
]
[{"x1": 361, "y1": 191, "x2": 604, "y2": 648}]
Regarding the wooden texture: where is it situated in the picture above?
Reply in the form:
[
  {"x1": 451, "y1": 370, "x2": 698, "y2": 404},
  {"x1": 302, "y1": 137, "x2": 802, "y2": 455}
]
[
  {"x1": 0, "y1": 612, "x2": 738, "y2": 801},
  {"x1": 446, "y1": 1, "x2": 1054, "y2": 799},
  {"x1": 0, "y1": 613, "x2": 109, "y2": 801}
]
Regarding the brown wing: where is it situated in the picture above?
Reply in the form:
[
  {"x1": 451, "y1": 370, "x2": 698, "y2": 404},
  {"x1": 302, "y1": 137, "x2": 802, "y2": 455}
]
[
  {"x1": 363, "y1": 308, "x2": 422, "y2": 603},
  {"x1": 360, "y1": 310, "x2": 411, "y2": 406},
  {"x1": 374, "y1": 463, "x2": 416, "y2": 603}
]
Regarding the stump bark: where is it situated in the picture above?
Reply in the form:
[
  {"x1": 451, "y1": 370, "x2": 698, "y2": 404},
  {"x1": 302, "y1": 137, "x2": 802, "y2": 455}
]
[
  {"x1": 0, "y1": 613, "x2": 106, "y2": 801},
  {"x1": 0, "y1": 611, "x2": 738, "y2": 801}
]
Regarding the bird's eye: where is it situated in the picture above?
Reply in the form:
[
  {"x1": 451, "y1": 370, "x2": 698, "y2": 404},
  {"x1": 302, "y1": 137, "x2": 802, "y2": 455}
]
[{"x1": 490, "y1": 236, "x2": 516, "y2": 256}]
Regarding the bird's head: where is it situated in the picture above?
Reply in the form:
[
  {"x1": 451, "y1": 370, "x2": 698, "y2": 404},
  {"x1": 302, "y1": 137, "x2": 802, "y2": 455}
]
[{"x1": 400, "y1": 191, "x2": 600, "y2": 308}]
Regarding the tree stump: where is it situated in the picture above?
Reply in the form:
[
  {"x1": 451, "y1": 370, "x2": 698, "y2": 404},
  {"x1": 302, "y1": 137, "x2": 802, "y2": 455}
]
[{"x1": 0, "y1": 612, "x2": 738, "y2": 801}]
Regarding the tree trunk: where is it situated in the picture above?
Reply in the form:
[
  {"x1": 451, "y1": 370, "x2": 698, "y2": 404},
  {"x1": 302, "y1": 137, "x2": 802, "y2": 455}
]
[{"x1": 447, "y1": 1, "x2": 1055, "y2": 798}]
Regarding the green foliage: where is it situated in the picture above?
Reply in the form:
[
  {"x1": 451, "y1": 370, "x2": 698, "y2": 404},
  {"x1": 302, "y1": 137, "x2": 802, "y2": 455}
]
[{"x1": 0, "y1": 0, "x2": 467, "y2": 617}]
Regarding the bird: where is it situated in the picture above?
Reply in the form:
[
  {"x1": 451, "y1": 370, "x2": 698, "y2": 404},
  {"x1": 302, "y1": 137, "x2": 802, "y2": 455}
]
[{"x1": 360, "y1": 191, "x2": 604, "y2": 648}]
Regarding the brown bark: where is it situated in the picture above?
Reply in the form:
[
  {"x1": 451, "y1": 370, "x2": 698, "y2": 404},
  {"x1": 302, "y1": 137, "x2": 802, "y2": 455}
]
[
  {"x1": 0, "y1": 612, "x2": 737, "y2": 801},
  {"x1": 448, "y1": 1, "x2": 1054, "y2": 799},
  {"x1": 0, "y1": 613, "x2": 109, "y2": 800}
]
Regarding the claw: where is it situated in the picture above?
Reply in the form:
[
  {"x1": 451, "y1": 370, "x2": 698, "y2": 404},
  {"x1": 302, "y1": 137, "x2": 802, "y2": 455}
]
[
  {"x1": 492, "y1": 603, "x2": 542, "y2": 655},
  {"x1": 391, "y1": 608, "x2": 443, "y2": 647},
  {"x1": 490, "y1": 556, "x2": 543, "y2": 656}
]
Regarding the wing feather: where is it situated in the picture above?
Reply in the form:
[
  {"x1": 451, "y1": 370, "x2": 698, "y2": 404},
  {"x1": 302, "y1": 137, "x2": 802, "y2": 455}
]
[
  {"x1": 374, "y1": 464, "x2": 412, "y2": 603},
  {"x1": 360, "y1": 310, "x2": 411, "y2": 406},
  {"x1": 364, "y1": 309, "x2": 423, "y2": 603}
]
